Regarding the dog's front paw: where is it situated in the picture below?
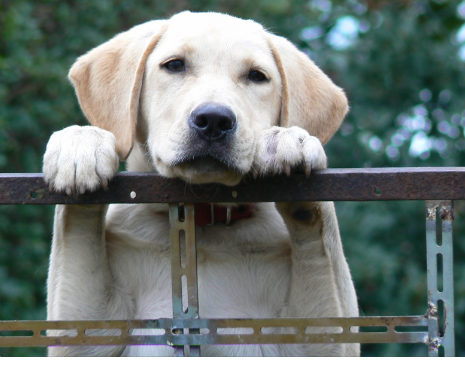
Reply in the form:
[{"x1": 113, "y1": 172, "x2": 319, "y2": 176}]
[
  {"x1": 43, "y1": 125, "x2": 119, "y2": 195},
  {"x1": 252, "y1": 126, "x2": 327, "y2": 178}
]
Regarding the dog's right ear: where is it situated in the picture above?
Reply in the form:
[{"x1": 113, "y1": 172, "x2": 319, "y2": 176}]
[
  {"x1": 267, "y1": 34, "x2": 348, "y2": 145},
  {"x1": 68, "y1": 21, "x2": 168, "y2": 160}
]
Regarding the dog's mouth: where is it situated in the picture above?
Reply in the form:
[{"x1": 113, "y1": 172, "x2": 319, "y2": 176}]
[
  {"x1": 168, "y1": 153, "x2": 244, "y2": 185},
  {"x1": 173, "y1": 155, "x2": 231, "y2": 173}
]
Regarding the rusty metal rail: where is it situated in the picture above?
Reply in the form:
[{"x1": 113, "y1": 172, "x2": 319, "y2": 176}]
[
  {"x1": 0, "y1": 167, "x2": 462, "y2": 356},
  {"x1": 1, "y1": 167, "x2": 465, "y2": 204}
]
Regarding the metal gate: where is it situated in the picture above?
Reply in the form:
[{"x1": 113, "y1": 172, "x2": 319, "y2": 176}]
[{"x1": 0, "y1": 167, "x2": 463, "y2": 356}]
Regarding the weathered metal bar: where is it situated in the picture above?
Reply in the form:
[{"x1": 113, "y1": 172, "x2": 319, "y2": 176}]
[
  {"x1": 0, "y1": 316, "x2": 428, "y2": 348},
  {"x1": 169, "y1": 204, "x2": 200, "y2": 357},
  {"x1": 426, "y1": 201, "x2": 455, "y2": 356},
  {"x1": 1, "y1": 167, "x2": 465, "y2": 205}
]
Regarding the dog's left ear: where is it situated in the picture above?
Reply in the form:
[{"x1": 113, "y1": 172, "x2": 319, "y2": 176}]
[
  {"x1": 68, "y1": 21, "x2": 168, "y2": 160},
  {"x1": 267, "y1": 34, "x2": 348, "y2": 145}
]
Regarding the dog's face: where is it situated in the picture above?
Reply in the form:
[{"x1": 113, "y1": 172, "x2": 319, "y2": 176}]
[
  {"x1": 68, "y1": 12, "x2": 348, "y2": 186},
  {"x1": 141, "y1": 13, "x2": 282, "y2": 185}
]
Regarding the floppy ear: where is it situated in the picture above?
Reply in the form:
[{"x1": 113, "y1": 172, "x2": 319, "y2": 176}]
[
  {"x1": 68, "y1": 20, "x2": 168, "y2": 160},
  {"x1": 267, "y1": 34, "x2": 348, "y2": 145}
]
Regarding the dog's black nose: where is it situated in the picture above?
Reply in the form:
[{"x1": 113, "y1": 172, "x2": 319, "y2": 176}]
[{"x1": 189, "y1": 104, "x2": 236, "y2": 141}]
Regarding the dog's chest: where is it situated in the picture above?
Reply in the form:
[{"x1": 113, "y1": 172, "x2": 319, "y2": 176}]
[
  {"x1": 106, "y1": 203, "x2": 292, "y2": 319},
  {"x1": 106, "y1": 203, "x2": 293, "y2": 356},
  {"x1": 112, "y1": 244, "x2": 292, "y2": 320},
  {"x1": 113, "y1": 245, "x2": 292, "y2": 357}
]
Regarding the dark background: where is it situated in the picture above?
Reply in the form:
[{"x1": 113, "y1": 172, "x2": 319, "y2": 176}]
[{"x1": 1, "y1": 0, "x2": 465, "y2": 356}]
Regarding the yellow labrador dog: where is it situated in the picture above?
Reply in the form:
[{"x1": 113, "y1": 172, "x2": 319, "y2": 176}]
[{"x1": 43, "y1": 11, "x2": 359, "y2": 356}]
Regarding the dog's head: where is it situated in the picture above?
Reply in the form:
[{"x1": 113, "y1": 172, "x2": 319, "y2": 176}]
[{"x1": 69, "y1": 11, "x2": 348, "y2": 185}]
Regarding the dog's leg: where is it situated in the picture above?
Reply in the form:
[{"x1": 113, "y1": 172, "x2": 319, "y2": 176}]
[
  {"x1": 275, "y1": 201, "x2": 359, "y2": 356},
  {"x1": 253, "y1": 126, "x2": 359, "y2": 356},
  {"x1": 44, "y1": 126, "x2": 131, "y2": 356}
]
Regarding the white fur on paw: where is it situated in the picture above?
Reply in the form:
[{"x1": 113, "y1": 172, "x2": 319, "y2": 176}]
[
  {"x1": 43, "y1": 125, "x2": 119, "y2": 195},
  {"x1": 252, "y1": 126, "x2": 327, "y2": 177}
]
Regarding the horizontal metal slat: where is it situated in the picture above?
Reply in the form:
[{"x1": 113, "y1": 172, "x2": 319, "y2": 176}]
[
  {"x1": 0, "y1": 316, "x2": 428, "y2": 347},
  {"x1": 1, "y1": 167, "x2": 465, "y2": 205}
]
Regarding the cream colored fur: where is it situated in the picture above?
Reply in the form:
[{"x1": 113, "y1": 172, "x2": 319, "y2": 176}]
[{"x1": 43, "y1": 11, "x2": 359, "y2": 357}]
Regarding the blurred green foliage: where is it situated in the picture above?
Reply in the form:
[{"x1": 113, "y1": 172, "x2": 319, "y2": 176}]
[{"x1": 1, "y1": 0, "x2": 464, "y2": 357}]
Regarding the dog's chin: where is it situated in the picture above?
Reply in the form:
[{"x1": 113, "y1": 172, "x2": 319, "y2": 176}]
[{"x1": 162, "y1": 156, "x2": 244, "y2": 186}]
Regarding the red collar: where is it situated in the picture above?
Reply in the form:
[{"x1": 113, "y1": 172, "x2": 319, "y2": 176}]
[{"x1": 193, "y1": 203, "x2": 253, "y2": 227}]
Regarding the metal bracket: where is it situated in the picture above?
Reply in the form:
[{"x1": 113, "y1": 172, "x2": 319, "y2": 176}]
[
  {"x1": 169, "y1": 203, "x2": 200, "y2": 357},
  {"x1": 426, "y1": 200, "x2": 455, "y2": 356}
]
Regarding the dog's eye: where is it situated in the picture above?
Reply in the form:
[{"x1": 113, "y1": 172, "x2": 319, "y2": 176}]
[
  {"x1": 248, "y1": 70, "x2": 268, "y2": 83},
  {"x1": 163, "y1": 59, "x2": 185, "y2": 73}
]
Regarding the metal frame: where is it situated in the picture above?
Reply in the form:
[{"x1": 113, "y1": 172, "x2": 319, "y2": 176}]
[{"x1": 0, "y1": 168, "x2": 463, "y2": 356}]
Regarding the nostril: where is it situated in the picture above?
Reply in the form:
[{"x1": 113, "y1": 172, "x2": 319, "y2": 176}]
[
  {"x1": 217, "y1": 117, "x2": 233, "y2": 132},
  {"x1": 196, "y1": 115, "x2": 209, "y2": 129}
]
